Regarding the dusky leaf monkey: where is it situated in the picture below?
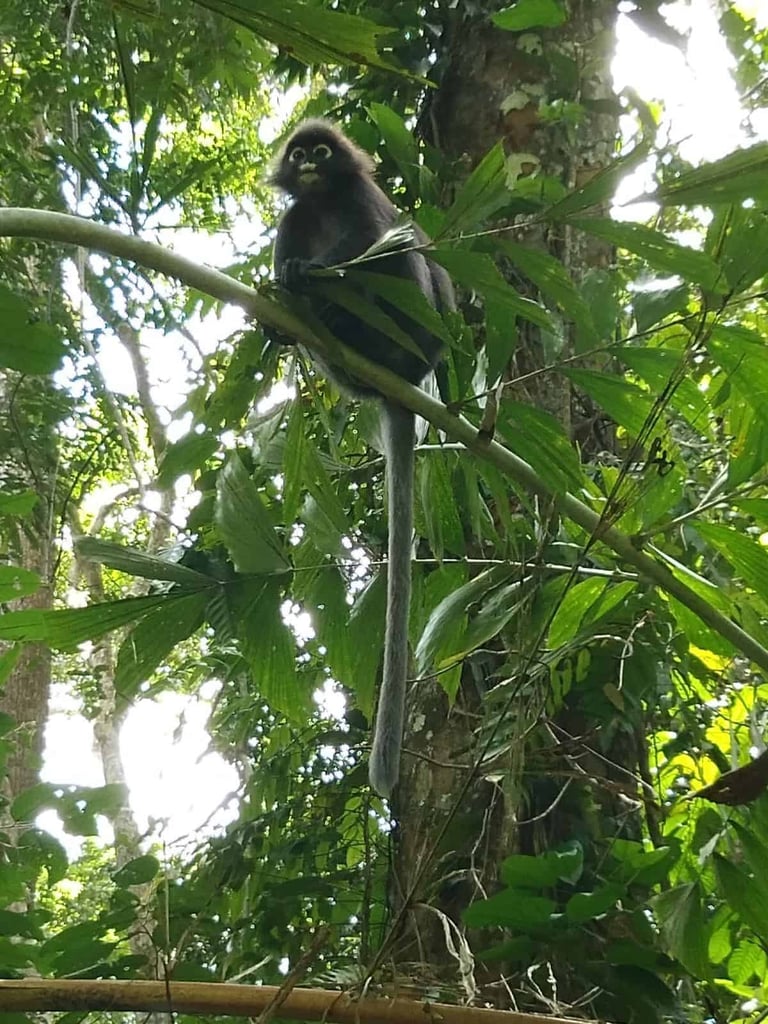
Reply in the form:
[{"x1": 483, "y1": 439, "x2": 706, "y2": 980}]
[{"x1": 270, "y1": 118, "x2": 454, "y2": 797}]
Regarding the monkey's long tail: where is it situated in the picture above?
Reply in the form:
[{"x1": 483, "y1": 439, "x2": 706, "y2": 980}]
[{"x1": 369, "y1": 402, "x2": 415, "y2": 798}]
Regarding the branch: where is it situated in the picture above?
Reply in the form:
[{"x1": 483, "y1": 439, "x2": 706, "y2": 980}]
[
  {"x1": 2, "y1": 208, "x2": 768, "y2": 673},
  {"x1": 0, "y1": 979, "x2": 578, "y2": 1024},
  {"x1": 0, "y1": 207, "x2": 321, "y2": 351}
]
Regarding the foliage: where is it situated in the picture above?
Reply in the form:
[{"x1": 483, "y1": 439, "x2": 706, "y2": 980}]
[{"x1": 1, "y1": 0, "x2": 768, "y2": 1021}]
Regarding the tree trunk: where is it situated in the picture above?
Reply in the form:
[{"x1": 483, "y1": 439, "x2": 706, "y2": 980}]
[{"x1": 392, "y1": 2, "x2": 629, "y2": 1006}]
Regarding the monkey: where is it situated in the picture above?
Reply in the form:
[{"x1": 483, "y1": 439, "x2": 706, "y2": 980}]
[{"x1": 269, "y1": 119, "x2": 454, "y2": 798}]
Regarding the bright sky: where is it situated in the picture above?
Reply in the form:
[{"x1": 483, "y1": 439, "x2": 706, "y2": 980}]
[{"x1": 42, "y1": 0, "x2": 768, "y2": 858}]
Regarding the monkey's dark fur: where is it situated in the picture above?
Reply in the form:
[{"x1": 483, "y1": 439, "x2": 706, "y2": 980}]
[{"x1": 271, "y1": 119, "x2": 454, "y2": 797}]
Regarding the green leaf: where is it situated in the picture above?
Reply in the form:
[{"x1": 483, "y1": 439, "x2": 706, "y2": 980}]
[
  {"x1": 500, "y1": 844, "x2": 583, "y2": 888},
  {"x1": 708, "y1": 203, "x2": 768, "y2": 294},
  {"x1": 632, "y1": 283, "x2": 690, "y2": 332},
  {"x1": 709, "y1": 326, "x2": 768, "y2": 427},
  {"x1": 696, "y1": 522, "x2": 768, "y2": 607},
  {"x1": 346, "y1": 573, "x2": 386, "y2": 716},
  {"x1": 549, "y1": 578, "x2": 636, "y2": 648},
  {"x1": 617, "y1": 346, "x2": 707, "y2": 427},
  {"x1": 193, "y1": 0, "x2": 397, "y2": 72},
  {"x1": 442, "y1": 143, "x2": 510, "y2": 233},
  {"x1": 464, "y1": 889, "x2": 557, "y2": 929},
  {"x1": 652, "y1": 883, "x2": 710, "y2": 978},
  {"x1": 729, "y1": 941, "x2": 766, "y2": 985},
  {"x1": 239, "y1": 579, "x2": 301, "y2": 719},
  {"x1": 75, "y1": 537, "x2": 214, "y2": 585},
  {"x1": 40, "y1": 921, "x2": 116, "y2": 974},
  {"x1": 215, "y1": 455, "x2": 289, "y2": 574},
  {"x1": 714, "y1": 855, "x2": 768, "y2": 944},
  {"x1": 18, "y1": 830, "x2": 68, "y2": 887},
  {"x1": 11, "y1": 783, "x2": 127, "y2": 836},
  {"x1": 415, "y1": 565, "x2": 516, "y2": 674},
  {"x1": 475, "y1": 936, "x2": 534, "y2": 963},
  {"x1": 0, "y1": 594, "x2": 170, "y2": 649},
  {"x1": 609, "y1": 840, "x2": 676, "y2": 885},
  {"x1": 0, "y1": 647, "x2": 21, "y2": 685},
  {"x1": 367, "y1": 104, "x2": 418, "y2": 191},
  {"x1": 0, "y1": 286, "x2": 66, "y2": 374},
  {"x1": 431, "y1": 250, "x2": 555, "y2": 331},
  {"x1": 314, "y1": 279, "x2": 428, "y2": 360},
  {"x1": 498, "y1": 239, "x2": 597, "y2": 346},
  {"x1": 417, "y1": 451, "x2": 464, "y2": 561},
  {"x1": 112, "y1": 855, "x2": 160, "y2": 888},
  {"x1": 566, "y1": 884, "x2": 624, "y2": 924},
  {"x1": 736, "y1": 499, "x2": 768, "y2": 529},
  {"x1": 492, "y1": 0, "x2": 567, "y2": 30},
  {"x1": 115, "y1": 590, "x2": 209, "y2": 697},
  {"x1": 155, "y1": 431, "x2": 218, "y2": 487},
  {"x1": 291, "y1": 432, "x2": 350, "y2": 549},
  {"x1": 305, "y1": 567, "x2": 351, "y2": 689},
  {"x1": 344, "y1": 270, "x2": 453, "y2": 346},
  {"x1": 0, "y1": 909, "x2": 44, "y2": 940},
  {"x1": 571, "y1": 218, "x2": 725, "y2": 292},
  {"x1": 731, "y1": 822, "x2": 768, "y2": 884},
  {"x1": 497, "y1": 401, "x2": 584, "y2": 492},
  {"x1": 282, "y1": 397, "x2": 307, "y2": 525},
  {"x1": 580, "y1": 268, "x2": 621, "y2": 343},
  {"x1": 0, "y1": 565, "x2": 40, "y2": 602},
  {"x1": 564, "y1": 367, "x2": 656, "y2": 436},
  {"x1": 0, "y1": 491, "x2": 38, "y2": 518},
  {"x1": 650, "y1": 142, "x2": 768, "y2": 206},
  {"x1": 545, "y1": 141, "x2": 651, "y2": 219}
]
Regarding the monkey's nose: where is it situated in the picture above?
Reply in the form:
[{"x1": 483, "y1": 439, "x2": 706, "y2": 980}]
[{"x1": 299, "y1": 162, "x2": 317, "y2": 172}]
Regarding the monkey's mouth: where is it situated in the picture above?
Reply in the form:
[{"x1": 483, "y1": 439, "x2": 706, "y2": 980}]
[{"x1": 298, "y1": 163, "x2": 320, "y2": 184}]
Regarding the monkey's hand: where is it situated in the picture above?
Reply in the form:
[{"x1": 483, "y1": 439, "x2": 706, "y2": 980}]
[{"x1": 278, "y1": 258, "x2": 325, "y2": 292}]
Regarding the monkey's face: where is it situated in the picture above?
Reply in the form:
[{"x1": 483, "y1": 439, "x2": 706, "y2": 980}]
[{"x1": 273, "y1": 124, "x2": 371, "y2": 197}]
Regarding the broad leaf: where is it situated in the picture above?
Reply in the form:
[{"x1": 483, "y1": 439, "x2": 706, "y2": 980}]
[
  {"x1": 571, "y1": 218, "x2": 725, "y2": 292},
  {"x1": 497, "y1": 401, "x2": 584, "y2": 493},
  {"x1": 549, "y1": 577, "x2": 636, "y2": 648},
  {"x1": 193, "y1": 0, "x2": 396, "y2": 72},
  {"x1": 367, "y1": 104, "x2": 419, "y2": 191},
  {"x1": 415, "y1": 565, "x2": 517, "y2": 673},
  {"x1": 112, "y1": 855, "x2": 160, "y2": 888},
  {"x1": 650, "y1": 142, "x2": 768, "y2": 206},
  {"x1": 156, "y1": 431, "x2": 218, "y2": 487},
  {"x1": 0, "y1": 565, "x2": 40, "y2": 602},
  {"x1": 0, "y1": 491, "x2": 38, "y2": 518},
  {"x1": 239, "y1": 579, "x2": 301, "y2": 719},
  {"x1": 492, "y1": 0, "x2": 566, "y2": 30},
  {"x1": 566, "y1": 883, "x2": 625, "y2": 924},
  {"x1": 714, "y1": 855, "x2": 768, "y2": 944},
  {"x1": 499, "y1": 239, "x2": 598, "y2": 346},
  {"x1": 0, "y1": 286, "x2": 66, "y2": 373},
  {"x1": 215, "y1": 455, "x2": 289, "y2": 574},
  {"x1": 464, "y1": 889, "x2": 557, "y2": 930},
  {"x1": 76, "y1": 537, "x2": 214, "y2": 585},
  {"x1": 652, "y1": 883, "x2": 710, "y2": 978},
  {"x1": 115, "y1": 590, "x2": 209, "y2": 697},
  {"x1": 343, "y1": 271, "x2": 453, "y2": 346},
  {"x1": 417, "y1": 451, "x2": 464, "y2": 561},
  {"x1": 564, "y1": 367, "x2": 656, "y2": 436},
  {"x1": 346, "y1": 573, "x2": 386, "y2": 716},
  {"x1": 0, "y1": 594, "x2": 169, "y2": 648},
  {"x1": 545, "y1": 141, "x2": 651, "y2": 219},
  {"x1": 696, "y1": 522, "x2": 768, "y2": 607},
  {"x1": 500, "y1": 844, "x2": 583, "y2": 888},
  {"x1": 431, "y1": 250, "x2": 555, "y2": 331},
  {"x1": 442, "y1": 142, "x2": 510, "y2": 233}
]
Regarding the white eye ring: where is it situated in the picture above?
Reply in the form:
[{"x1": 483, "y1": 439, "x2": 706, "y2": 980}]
[
  {"x1": 313, "y1": 143, "x2": 332, "y2": 160},
  {"x1": 289, "y1": 146, "x2": 306, "y2": 163}
]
